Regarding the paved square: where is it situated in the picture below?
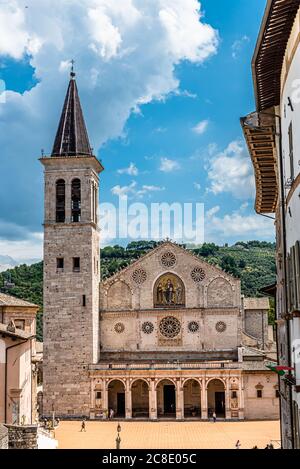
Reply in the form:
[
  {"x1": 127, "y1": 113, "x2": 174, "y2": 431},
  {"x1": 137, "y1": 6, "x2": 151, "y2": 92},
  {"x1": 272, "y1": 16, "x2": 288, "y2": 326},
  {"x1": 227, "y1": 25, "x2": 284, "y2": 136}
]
[{"x1": 55, "y1": 420, "x2": 281, "y2": 449}]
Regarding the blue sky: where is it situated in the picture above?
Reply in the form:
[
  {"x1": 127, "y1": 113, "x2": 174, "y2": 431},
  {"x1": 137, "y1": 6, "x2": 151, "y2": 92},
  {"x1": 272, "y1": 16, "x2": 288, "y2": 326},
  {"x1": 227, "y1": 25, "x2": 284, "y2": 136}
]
[{"x1": 0, "y1": 0, "x2": 274, "y2": 262}]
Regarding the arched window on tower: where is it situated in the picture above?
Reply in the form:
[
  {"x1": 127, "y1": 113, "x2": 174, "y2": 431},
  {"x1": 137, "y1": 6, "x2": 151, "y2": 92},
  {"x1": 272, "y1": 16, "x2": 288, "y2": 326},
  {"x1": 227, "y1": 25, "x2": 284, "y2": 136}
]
[
  {"x1": 56, "y1": 179, "x2": 65, "y2": 223},
  {"x1": 71, "y1": 178, "x2": 81, "y2": 222}
]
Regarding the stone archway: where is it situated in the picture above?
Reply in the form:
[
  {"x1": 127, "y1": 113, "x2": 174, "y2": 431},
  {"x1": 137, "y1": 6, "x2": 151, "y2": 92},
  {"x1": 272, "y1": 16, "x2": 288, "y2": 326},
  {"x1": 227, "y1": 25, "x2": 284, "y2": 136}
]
[
  {"x1": 156, "y1": 379, "x2": 176, "y2": 418},
  {"x1": 131, "y1": 380, "x2": 149, "y2": 418},
  {"x1": 183, "y1": 379, "x2": 201, "y2": 419},
  {"x1": 108, "y1": 380, "x2": 125, "y2": 418},
  {"x1": 207, "y1": 379, "x2": 226, "y2": 419}
]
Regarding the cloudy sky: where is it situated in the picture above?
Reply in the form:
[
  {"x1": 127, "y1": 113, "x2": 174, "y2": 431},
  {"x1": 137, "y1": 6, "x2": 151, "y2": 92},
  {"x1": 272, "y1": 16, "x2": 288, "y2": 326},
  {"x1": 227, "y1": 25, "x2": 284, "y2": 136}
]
[{"x1": 0, "y1": 0, "x2": 275, "y2": 262}]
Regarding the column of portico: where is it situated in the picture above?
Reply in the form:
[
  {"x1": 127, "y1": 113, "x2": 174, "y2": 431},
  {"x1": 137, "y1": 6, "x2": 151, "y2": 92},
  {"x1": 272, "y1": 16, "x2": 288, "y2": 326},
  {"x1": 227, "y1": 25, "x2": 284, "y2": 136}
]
[
  {"x1": 103, "y1": 379, "x2": 108, "y2": 419},
  {"x1": 225, "y1": 378, "x2": 231, "y2": 420},
  {"x1": 238, "y1": 376, "x2": 245, "y2": 420},
  {"x1": 201, "y1": 377, "x2": 208, "y2": 419},
  {"x1": 125, "y1": 379, "x2": 132, "y2": 419},
  {"x1": 149, "y1": 380, "x2": 157, "y2": 420},
  {"x1": 176, "y1": 379, "x2": 184, "y2": 420}
]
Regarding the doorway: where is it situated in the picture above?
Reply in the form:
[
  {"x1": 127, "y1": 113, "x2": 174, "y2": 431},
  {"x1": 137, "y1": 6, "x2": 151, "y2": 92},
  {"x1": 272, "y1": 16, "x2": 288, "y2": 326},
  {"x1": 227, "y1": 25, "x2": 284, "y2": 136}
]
[
  {"x1": 163, "y1": 385, "x2": 176, "y2": 415},
  {"x1": 157, "y1": 379, "x2": 177, "y2": 418},
  {"x1": 117, "y1": 393, "x2": 125, "y2": 417},
  {"x1": 207, "y1": 379, "x2": 226, "y2": 419},
  {"x1": 215, "y1": 392, "x2": 225, "y2": 418}
]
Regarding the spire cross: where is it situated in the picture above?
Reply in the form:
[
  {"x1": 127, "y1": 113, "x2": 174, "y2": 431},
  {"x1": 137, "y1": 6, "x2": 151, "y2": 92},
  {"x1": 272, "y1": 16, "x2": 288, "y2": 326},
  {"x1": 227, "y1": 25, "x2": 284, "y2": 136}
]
[{"x1": 70, "y1": 59, "x2": 76, "y2": 79}]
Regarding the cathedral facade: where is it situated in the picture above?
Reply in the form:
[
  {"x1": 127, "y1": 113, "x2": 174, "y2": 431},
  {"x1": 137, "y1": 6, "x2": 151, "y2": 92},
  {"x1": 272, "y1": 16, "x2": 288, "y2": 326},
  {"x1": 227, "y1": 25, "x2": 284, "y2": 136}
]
[{"x1": 42, "y1": 73, "x2": 279, "y2": 421}]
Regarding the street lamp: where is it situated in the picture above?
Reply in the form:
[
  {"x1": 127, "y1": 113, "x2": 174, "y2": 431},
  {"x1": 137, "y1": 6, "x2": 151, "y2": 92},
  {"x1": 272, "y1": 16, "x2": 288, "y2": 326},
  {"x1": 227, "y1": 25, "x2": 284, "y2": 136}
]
[{"x1": 116, "y1": 422, "x2": 121, "y2": 450}]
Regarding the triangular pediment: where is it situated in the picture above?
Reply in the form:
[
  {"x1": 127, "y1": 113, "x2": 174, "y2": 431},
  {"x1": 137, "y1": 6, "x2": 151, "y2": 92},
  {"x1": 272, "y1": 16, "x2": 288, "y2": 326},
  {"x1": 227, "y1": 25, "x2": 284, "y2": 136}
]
[{"x1": 101, "y1": 241, "x2": 238, "y2": 286}]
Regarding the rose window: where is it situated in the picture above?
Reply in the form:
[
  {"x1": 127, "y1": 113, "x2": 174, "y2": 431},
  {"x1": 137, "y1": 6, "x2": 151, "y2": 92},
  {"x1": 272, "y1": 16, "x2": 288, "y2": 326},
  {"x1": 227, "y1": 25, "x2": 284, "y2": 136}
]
[
  {"x1": 159, "y1": 316, "x2": 181, "y2": 339},
  {"x1": 132, "y1": 269, "x2": 147, "y2": 285},
  {"x1": 215, "y1": 321, "x2": 227, "y2": 333},
  {"x1": 188, "y1": 321, "x2": 199, "y2": 333},
  {"x1": 161, "y1": 252, "x2": 176, "y2": 268},
  {"x1": 141, "y1": 321, "x2": 154, "y2": 334},
  {"x1": 114, "y1": 323, "x2": 125, "y2": 334},
  {"x1": 191, "y1": 267, "x2": 206, "y2": 283}
]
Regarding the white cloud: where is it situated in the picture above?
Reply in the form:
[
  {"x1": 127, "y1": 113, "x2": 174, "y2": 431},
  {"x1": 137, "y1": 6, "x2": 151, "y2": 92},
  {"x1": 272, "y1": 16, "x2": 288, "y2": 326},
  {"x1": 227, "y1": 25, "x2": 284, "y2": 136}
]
[
  {"x1": 231, "y1": 35, "x2": 250, "y2": 59},
  {"x1": 117, "y1": 162, "x2": 138, "y2": 176},
  {"x1": 206, "y1": 208, "x2": 275, "y2": 240},
  {"x1": 207, "y1": 140, "x2": 255, "y2": 199},
  {"x1": 0, "y1": 0, "x2": 218, "y2": 245},
  {"x1": 194, "y1": 182, "x2": 201, "y2": 191},
  {"x1": 111, "y1": 181, "x2": 137, "y2": 199},
  {"x1": 159, "y1": 157, "x2": 180, "y2": 173},
  {"x1": 192, "y1": 119, "x2": 209, "y2": 135},
  {"x1": 111, "y1": 182, "x2": 165, "y2": 199}
]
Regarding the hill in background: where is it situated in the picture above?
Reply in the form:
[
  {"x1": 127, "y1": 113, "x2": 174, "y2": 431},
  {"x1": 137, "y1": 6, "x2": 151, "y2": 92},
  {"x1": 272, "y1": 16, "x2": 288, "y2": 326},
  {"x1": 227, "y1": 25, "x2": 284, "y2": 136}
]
[{"x1": 0, "y1": 240, "x2": 276, "y2": 342}]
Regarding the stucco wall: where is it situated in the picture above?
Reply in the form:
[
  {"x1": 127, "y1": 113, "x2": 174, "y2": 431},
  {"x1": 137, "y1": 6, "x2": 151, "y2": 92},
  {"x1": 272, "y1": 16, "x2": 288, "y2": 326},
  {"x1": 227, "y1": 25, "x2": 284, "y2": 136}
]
[{"x1": 243, "y1": 373, "x2": 279, "y2": 420}]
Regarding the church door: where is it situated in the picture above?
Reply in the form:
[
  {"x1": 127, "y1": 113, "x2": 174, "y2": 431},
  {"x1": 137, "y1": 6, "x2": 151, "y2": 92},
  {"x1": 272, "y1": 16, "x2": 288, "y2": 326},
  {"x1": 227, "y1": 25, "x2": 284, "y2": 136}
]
[
  {"x1": 163, "y1": 385, "x2": 176, "y2": 415},
  {"x1": 117, "y1": 393, "x2": 125, "y2": 417},
  {"x1": 215, "y1": 392, "x2": 225, "y2": 418}
]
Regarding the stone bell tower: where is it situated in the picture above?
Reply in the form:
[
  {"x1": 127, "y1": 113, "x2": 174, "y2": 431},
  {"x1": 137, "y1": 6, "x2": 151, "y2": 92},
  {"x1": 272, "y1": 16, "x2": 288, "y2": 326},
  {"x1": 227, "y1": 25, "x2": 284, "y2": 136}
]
[{"x1": 41, "y1": 69, "x2": 103, "y2": 417}]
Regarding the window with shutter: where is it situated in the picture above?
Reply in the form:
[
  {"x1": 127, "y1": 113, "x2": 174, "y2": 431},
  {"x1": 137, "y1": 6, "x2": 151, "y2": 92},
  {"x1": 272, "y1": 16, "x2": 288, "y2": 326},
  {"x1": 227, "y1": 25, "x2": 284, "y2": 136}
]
[
  {"x1": 288, "y1": 122, "x2": 294, "y2": 181},
  {"x1": 287, "y1": 254, "x2": 293, "y2": 312},
  {"x1": 295, "y1": 241, "x2": 300, "y2": 310},
  {"x1": 291, "y1": 246, "x2": 297, "y2": 311}
]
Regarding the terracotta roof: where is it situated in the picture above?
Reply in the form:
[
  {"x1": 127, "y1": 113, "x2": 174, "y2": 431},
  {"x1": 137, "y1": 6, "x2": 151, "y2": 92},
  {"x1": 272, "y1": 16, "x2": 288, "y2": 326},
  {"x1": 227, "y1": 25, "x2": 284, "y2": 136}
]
[
  {"x1": 252, "y1": 0, "x2": 300, "y2": 111},
  {"x1": 0, "y1": 292, "x2": 38, "y2": 308},
  {"x1": 51, "y1": 73, "x2": 93, "y2": 157}
]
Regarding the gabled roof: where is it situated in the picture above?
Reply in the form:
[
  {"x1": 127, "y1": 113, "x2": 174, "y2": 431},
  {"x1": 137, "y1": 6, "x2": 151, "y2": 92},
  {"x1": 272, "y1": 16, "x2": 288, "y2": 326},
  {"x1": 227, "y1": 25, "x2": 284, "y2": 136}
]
[
  {"x1": 51, "y1": 72, "x2": 93, "y2": 157},
  {"x1": 101, "y1": 241, "x2": 239, "y2": 285},
  {"x1": 0, "y1": 292, "x2": 38, "y2": 308}
]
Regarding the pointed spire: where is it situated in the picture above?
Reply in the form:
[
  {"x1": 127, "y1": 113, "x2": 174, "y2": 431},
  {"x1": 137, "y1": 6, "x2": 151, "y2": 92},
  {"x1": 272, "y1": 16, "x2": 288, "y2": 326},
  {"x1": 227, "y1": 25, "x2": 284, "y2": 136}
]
[{"x1": 51, "y1": 65, "x2": 93, "y2": 157}]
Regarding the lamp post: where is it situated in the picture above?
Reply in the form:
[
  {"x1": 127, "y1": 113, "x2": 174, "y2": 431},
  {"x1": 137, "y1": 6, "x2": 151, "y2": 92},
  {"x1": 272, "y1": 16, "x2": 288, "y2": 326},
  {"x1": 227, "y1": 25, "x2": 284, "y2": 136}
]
[{"x1": 116, "y1": 422, "x2": 121, "y2": 450}]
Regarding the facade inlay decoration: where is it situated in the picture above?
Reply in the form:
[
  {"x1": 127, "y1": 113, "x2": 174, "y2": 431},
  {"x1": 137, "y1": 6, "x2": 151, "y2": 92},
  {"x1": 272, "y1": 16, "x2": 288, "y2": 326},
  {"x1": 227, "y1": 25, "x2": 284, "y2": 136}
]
[
  {"x1": 114, "y1": 322, "x2": 125, "y2": 334},
  {"x1": 188, "y1": 321, "x2": 199, "y2": 333},
  {"x1": 141, "y1": 321, "x2": 154, "y2": 334},
  {"x1": 161, "y1": 252, "x2": 177, "y2": 268},
  {"x1": 191, "y1": 267, "x2": 206, "y2": 283},
  {"x1": 132, "y1": 269, "x2": 147, "y2": 285},
  {"x1": 215, "y1": 321, "x2": 227, "y2": 333}
]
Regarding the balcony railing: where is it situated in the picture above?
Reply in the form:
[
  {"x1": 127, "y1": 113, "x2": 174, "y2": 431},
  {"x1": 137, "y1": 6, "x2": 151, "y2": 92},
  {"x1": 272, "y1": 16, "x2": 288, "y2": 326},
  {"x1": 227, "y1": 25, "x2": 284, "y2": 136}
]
[{"x1": 89, "y1": 361, "x2": 241, "y2": 371}]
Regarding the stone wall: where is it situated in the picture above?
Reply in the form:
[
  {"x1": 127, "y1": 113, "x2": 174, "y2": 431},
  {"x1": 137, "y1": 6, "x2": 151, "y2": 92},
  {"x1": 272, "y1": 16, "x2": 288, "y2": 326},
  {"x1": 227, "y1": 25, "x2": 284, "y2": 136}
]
[
  {"x1": 0, "y1": 424, "x2": 8, "y2": 449},
  {"x1": 42, "y1": 158, "x2": 100, "y2": 417},
  {"x1": 5, "y1": 425, "x2": 38, "y2": 449},
  {"x1": 244, "y1": 311, "x2": 269, "y2": 344}
]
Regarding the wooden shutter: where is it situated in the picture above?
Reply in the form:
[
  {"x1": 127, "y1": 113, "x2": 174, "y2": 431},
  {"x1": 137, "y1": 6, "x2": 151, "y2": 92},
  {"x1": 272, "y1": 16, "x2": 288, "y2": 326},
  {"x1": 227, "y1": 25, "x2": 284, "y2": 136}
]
[
  {"x1": 291, "y1": 245, "x2": 297, "y2": 311},
  {"x1": 295, "y1": 241, "x2": 300, "y2": 310}
]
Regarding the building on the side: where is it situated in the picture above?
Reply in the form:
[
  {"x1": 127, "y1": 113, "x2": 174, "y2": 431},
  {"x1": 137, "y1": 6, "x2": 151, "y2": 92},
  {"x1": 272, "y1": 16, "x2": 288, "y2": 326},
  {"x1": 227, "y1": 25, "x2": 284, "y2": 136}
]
[
  {"x1": 0, "y1": 292, "x2": 39, "y2": 425},
  {"x1": 42, "y1": 70, "x2": 279, "y2": 422},
  {"x1": 241, "y1": 0, "x2": 300, "y2": 449}
]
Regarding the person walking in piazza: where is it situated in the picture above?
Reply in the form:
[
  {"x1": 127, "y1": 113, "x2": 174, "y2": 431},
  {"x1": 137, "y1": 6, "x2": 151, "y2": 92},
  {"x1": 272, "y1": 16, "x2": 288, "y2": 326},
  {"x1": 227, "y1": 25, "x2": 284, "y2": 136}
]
[
  {"x1": 110, "y1": 408, "x2": 115, "y2": 420},
  {"x1": 235, "y1": 440, "x2": 241, "y2": 450},
  {"x1": 80, "y1": 419, "x2": 86, "y2": 432},
  {"x1": 212, "y1": 411, "x2": 217, "y2": 423}
]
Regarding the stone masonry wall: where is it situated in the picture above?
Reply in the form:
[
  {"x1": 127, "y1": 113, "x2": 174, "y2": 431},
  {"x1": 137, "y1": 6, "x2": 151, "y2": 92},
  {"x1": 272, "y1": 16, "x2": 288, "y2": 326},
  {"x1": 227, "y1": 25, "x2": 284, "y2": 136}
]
[
  {"x1": 42, "y1": 160, "x2": 100, "y2": 417},
  {"x1": 5, "y1": 425, "x2": 38, "y2": 449},
  {"x1": 0, "y1": 424, "x2": 8, "y2": 449}
]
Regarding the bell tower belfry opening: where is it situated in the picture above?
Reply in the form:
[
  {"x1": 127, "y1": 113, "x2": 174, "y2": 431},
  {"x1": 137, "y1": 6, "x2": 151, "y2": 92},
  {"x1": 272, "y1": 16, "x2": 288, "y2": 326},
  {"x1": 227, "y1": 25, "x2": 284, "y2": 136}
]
[{"x1": 40, "y1": 68, "x2": 103, "y2": 418}]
